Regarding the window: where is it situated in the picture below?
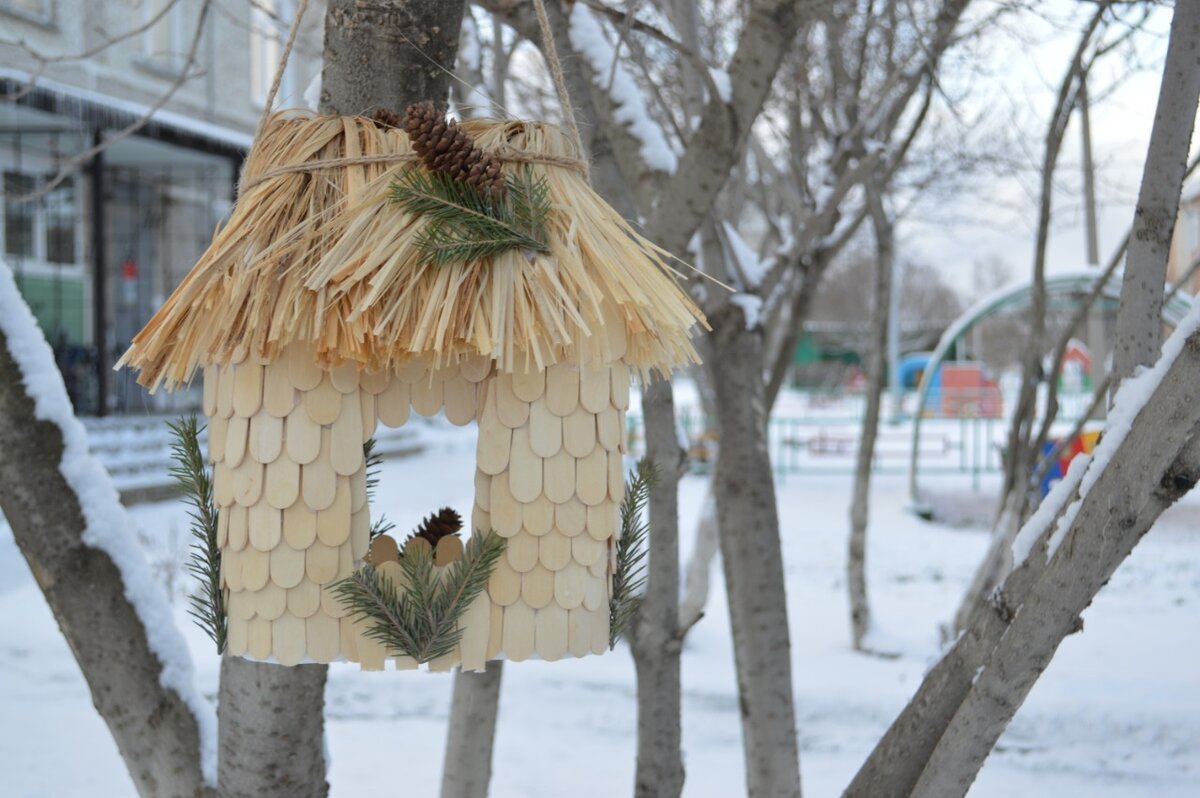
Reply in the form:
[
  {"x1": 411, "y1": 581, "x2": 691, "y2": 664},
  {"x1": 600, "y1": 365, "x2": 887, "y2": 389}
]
[
  {"x1": 4, "y1": 172, "x2": 35, "y2": 258},
  {"x1": 0, "y1": 0, "x2": 54, "y2": 27},
  {"x1": 44, "y1": 176, "x2": 76, "y2": 264},
  {"x1": 2, "y1": 171, "x2": 80, "y2": 267},
  {"x1": 250, "y1": 0, "x2": 294, "y2": 107},
  {"x1": 140, "y1": 0, "x2": 189, "y2": 75}
]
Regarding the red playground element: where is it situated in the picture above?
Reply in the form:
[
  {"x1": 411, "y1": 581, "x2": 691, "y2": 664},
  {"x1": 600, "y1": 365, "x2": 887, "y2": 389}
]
[{"x1": 940, "y1": 363, "x2": 1002, "y2": 418}]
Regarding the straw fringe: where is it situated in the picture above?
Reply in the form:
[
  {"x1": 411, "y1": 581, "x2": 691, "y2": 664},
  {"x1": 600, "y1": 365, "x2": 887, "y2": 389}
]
[{"x1": 118, "y1": 112, "x2": 706, "y2": 390}]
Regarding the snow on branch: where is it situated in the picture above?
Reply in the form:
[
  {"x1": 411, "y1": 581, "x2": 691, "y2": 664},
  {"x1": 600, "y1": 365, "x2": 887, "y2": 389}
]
[
  {"x1": 721, "y1": 221, "x2": 772, "y2": 290},
  {"x1": 568, "y1": 4, "x2": 678, "y2": 173},
  {"x1": 1046, "y1": 297, "x2": 1200, "y2": 558},
  {"x1": 0, "y1": 260, "x2": 217, "y2": 783},
  {"x1": 1010, "y1": 452, "x2": 1089, "y2": 566},
  {"x1": 730, "y1": 294, "x2": 764, "y2": 330}
]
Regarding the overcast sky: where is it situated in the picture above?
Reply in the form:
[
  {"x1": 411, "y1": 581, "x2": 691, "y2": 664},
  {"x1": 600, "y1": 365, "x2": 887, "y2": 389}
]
[{"x1": 902, "y1": 1, "x2": 1194, "y2": 298}]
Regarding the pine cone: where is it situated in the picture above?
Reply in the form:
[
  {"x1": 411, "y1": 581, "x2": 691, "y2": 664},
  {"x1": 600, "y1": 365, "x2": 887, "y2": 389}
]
[
  {"x1": 369, "y1": 106, "x2": 403, "y2": 128},
  {"x1": 403, "y1": 101, "x2": 507, "y2": 198},
  {"x1": 406, "y1": 507, "x2": 464, "y2": 550}
]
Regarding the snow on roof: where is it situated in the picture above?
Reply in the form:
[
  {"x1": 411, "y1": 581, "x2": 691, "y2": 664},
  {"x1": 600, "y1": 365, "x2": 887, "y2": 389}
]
[{"x1": 0, "y1": 68, "x2": 253, "y2": 151}]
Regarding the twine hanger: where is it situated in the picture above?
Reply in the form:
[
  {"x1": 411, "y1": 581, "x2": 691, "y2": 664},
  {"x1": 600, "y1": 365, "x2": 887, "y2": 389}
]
[
  {"x1": 531, "y1": 0, "x2": 588, "y2": 176},
  {"x1": 246, "y1": 0, "x2": 590, "y2": 191},
  {"x1": 245, "y1": 1, "x2": 727, "y2": 293}
]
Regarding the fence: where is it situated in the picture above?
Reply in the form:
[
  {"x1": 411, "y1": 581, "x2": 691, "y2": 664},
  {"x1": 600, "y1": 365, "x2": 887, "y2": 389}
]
[{"x1": 620, "y1": 386, "x2": 1067, "y2": 480}]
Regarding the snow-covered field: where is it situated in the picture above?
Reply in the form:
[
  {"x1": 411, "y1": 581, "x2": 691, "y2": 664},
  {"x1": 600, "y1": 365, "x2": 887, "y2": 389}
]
[{"x1": 1, "y1": 420, "x2": 1198, "y2": 797}]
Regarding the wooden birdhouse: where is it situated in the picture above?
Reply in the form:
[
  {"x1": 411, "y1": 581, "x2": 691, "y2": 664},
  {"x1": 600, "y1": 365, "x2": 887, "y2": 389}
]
[{"x1": 118, "y1": 109, "x2": 705, "y2": 671}]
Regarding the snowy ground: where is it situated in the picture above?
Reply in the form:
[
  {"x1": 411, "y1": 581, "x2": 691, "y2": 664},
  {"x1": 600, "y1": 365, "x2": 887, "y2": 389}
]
[{"x1": 1, "y1": 420, "x2": 1198, "y2": 797}]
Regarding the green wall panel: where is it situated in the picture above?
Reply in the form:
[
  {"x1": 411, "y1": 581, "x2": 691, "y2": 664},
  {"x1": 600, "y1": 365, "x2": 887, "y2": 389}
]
[{"x1": 14, "y1": 273, "x2": 85, "y2": 345}]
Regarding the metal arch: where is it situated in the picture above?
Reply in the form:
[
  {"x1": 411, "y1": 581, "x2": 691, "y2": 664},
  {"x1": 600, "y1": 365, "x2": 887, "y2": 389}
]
[{"x1": 908, "y1": 269, "x2": 1195, "y2": 505}]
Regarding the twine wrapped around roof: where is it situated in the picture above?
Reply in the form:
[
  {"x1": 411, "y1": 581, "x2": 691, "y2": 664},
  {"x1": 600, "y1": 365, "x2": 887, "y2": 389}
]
[{"x1": 118, "y1": 112, "x2": 707, "y2": 390}]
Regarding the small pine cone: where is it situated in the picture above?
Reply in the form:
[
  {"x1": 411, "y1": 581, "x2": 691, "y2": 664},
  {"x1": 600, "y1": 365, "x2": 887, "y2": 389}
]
[
  {"x1": 407, "y1": 507, "x2": 463, "y2": 550},
  {"x1": 403, "y1": 101, "x2": 507, "y2": 198},
  {"x1": 369, "y1": 107, "x2": 403, "y2": 128}
]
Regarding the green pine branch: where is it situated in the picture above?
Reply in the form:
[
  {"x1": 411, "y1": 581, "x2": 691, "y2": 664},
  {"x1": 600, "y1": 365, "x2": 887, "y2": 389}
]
[
  {"x1": 610, "y1": 458, "x2": 657, "y2": 649},
  {"x1": 332, "y1": 529, "x2": 506, "y2": 663},
  {"x1": 389, "y1": 167, "x2": 551, "y2": 265},
  {"x1": 362, "y1": 438, "x2": 394, "y2": 540},
  {"x1": 167, "y1": 415, "x2": 226, "y2": 654}
]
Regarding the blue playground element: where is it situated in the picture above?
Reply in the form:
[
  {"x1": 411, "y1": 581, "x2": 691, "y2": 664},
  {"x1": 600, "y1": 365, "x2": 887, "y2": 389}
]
[
  {"x1": 1038, "y1": 441, "x2": 1063, "y2": 496},
  {"x1": 898, "y1": 352, "x2": 935, "y2": 389}
]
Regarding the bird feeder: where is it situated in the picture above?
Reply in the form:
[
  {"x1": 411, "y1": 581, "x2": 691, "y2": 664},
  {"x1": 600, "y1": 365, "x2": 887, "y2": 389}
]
[{"x1": 119, "y1": 110, "x2": 705, "y2": 671}]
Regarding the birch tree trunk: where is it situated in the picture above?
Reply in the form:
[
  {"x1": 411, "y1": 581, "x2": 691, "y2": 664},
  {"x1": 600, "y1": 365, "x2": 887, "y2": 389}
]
[
  {"x1": 847, "y1": 184, "x2": 893, "y2": 651},
  {"x1": 440, "y1": 662, "x2": 504, "y2": 798},
  {"x1": 709, "y1": 303, "x2": 802, "y2": 798},
  {"x1": 0, "y1": 322, "x2": 212, "y2": 798},
  {"x1": 1112, "y1": 2, "x2": 1200, "y2": 384}
]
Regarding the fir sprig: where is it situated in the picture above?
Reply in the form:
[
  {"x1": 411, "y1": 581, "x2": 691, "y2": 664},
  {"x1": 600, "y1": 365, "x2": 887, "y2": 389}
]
[
  {"x1": 167, "y1": 415, "x2": 226, "y2": 653},
  {"x1": 610, "y1": 458, "x2": 657, "y2": 649},
  {"x1": 389, "y1": 167, "x2": 551, "y2": 265},
  {"x1": 332, "y1": 529, "x2": 506, "y2": 663},
  {"x1": 362, "y1": 438, "x2": 395, "y2": 540}
]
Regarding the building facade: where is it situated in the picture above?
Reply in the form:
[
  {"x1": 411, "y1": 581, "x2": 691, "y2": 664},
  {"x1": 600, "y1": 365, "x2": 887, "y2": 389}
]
[
  {"x1": 0, "y1": 0, "x2": 323, "y2": 413},
  {"x1": 1167, "y1": 184, "x2": 1200, "y2": 297}
]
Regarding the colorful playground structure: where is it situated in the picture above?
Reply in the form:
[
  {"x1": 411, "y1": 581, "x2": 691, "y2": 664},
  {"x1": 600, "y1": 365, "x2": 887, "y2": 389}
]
[
  {"x1": 899, "y1": 354, "x2": 1003, "y2": 419},
  {"x1": 1039, "y1": 429, "x2": 1102, "y2": 497}
]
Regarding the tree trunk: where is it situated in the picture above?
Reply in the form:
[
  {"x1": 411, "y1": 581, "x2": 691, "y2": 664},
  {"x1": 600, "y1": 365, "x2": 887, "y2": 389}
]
[
  {"x1": 709, "y1": 303, "x2": 802, "y2": 798},
  {"x1": 440, "y1": 662, "x2": 504, "y2": 798},
  {"x1": 848, "y1": 344, "x2": 1200, "y2": 797},
  {"x1": 845, "y1": 451, "x2": 1087, "y2": 798},
  {"x1": 0, "y1": 282, "x2": 212, "y2": 798},
  {"x1": 218, "y1": 657, "x2": 329, "y2": 797},
  {"x1": 847, "y1": 184, "x2": 893, "y2": 651},
  {"x1": 629, "y1": 379, "x2": 688, "y2": 798},
  {"x1": 911, "y1": 337, "x2": 1200, "y2": 797},
  {"x1": 1112, "y1": 2, "x2": 1200, "y2": 384},
  {"x1": 320, "y1": 0, "x2": 467, "y2": 115}
]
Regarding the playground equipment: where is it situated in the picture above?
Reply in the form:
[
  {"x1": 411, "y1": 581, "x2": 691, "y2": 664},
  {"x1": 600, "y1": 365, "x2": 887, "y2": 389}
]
[{"x1": 908, "y1": 269, "x2": 1195, "y2": 506}]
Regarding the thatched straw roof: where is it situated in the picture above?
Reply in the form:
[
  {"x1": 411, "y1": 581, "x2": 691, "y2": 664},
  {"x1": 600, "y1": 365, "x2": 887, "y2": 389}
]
[{"x1": 118, "y1": 112, "x2": 707, "y2": 390}]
